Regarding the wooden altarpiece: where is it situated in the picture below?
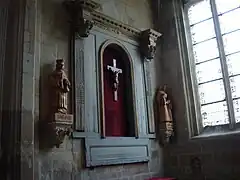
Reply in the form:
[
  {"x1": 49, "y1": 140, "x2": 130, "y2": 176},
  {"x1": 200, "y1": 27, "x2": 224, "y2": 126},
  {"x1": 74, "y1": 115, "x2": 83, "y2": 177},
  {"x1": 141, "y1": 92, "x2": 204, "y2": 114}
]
[{"x1": 63, "y1": 0, "x2": 161, "y2": 167}]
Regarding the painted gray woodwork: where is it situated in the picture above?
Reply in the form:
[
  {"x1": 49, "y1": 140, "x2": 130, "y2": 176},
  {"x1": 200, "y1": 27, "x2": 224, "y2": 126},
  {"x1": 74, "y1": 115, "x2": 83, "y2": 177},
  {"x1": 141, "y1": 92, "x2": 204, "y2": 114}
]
[
  {"x1": 127, "y1": 47, "x2": 148, "y2": 137},
  {"x1": 72, "y1": 131, "x2": 100, "y2": 138},
  {"x1": 75, "y1": 34, "x2": 98, "y2": 132},
  {"x1": 75, "y1": 39, "x2": 85, "y2": 131},
  {"x1": 74, "y1": 28, "x2": 153, "y2": 166},
  {"x1": 94, "y1": 32, "x2": 148, "y2": 137},
  {"x1": 143, "y1": 61, "x2": 155, "y2": 134},
  {"x1": 72, "y1": 131, "x2": 156, "y2": 139},
  {"x1": 85, "y1": 137, "x2": 150, "y2": 167},
  {"x1": 84, "y1": 34, "x2": 98, "y2": 133}
]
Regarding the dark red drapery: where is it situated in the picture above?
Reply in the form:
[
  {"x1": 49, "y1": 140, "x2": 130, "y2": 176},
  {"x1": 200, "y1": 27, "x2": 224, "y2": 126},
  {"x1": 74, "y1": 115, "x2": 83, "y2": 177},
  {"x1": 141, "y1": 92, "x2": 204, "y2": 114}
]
[{"x1": 103, "y1": 47, "x2": 127, "y2": 137}]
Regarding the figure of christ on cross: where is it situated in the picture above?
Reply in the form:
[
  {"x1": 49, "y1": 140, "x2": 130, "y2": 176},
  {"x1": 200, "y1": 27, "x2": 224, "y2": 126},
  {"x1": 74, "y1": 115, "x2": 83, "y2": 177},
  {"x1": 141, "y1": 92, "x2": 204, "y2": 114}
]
[{"x1": 107, "y1": 59, "x2": 123, "y2": 101}]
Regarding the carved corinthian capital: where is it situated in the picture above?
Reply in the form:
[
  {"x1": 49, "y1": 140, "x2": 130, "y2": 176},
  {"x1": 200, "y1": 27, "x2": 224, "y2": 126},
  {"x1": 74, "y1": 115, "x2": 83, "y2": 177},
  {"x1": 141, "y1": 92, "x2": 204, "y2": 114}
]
[
  {"x1": 140, "y1": 29, "x2": 162, "y2": 61},
  {"x1": 63, "y1": 0, "x2": 99, "y2": 38}
]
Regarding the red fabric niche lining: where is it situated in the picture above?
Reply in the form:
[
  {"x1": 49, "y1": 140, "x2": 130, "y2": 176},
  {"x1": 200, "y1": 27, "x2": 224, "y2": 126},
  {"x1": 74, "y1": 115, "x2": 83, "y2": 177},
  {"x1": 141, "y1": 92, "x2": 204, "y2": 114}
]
[{"x1": 103, "y1": 47, "x2": 127, "y2": 137}]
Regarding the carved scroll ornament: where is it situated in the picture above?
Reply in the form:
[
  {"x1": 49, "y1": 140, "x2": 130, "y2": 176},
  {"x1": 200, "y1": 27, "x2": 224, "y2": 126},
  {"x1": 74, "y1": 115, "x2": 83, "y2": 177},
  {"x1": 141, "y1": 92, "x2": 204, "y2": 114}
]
[
  {"x1": 141, "y1": 29, "x2": 162, "y2": 61},
  {"x1": 155, "y1": 85, "x2": 174, "y2": 145},
  {"x1": 63, "y1": 0, "x2": 96, "y2": 38}
]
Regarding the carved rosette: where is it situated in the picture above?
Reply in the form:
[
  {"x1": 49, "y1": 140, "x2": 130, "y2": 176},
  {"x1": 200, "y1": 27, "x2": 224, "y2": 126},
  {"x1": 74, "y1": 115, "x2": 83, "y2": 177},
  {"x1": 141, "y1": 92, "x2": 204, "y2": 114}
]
[
  {"x1": 63, "y1": 0, "x2": 99, "y2": 38},
  {"x1": 140, "y1": 29, "x2": 162, "y2": 61}
]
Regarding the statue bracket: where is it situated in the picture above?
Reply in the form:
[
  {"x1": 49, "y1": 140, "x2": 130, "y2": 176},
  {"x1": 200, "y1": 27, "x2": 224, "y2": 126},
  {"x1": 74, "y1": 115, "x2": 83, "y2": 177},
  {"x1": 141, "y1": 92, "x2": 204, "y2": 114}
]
[
  {"x1": 49, "y1": 113, "x2": 74, "y2": 148},
  {"x1": 75, "y1": 19, "x2": 94, "y2": 38},
  {"x1": 140, "y1": 29, "x2": 162, "y2": 61}
]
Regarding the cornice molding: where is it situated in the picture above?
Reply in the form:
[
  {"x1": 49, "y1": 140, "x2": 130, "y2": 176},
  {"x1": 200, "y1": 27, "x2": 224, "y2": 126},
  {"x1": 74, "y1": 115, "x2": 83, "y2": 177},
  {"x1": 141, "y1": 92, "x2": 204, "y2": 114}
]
[
  {"x1": 79, "y1": 0, "x2": 100, "y2": 11},
  {"x1": 91, "y1": 11, "x2": 141, "y2": 39},
  {"x1": 63, "y1": 0, "x2": 162, "y2": 59},
  {"x1": 63, "y1": 0, "x2": 161, "y2": 40}
]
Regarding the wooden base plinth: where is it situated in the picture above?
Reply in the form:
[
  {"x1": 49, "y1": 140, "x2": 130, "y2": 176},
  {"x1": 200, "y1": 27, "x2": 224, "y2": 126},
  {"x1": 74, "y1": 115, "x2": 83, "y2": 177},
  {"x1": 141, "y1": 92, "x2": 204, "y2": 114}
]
[{"x1": 54, "y1": 113, "x2": 73, "y2": 126}]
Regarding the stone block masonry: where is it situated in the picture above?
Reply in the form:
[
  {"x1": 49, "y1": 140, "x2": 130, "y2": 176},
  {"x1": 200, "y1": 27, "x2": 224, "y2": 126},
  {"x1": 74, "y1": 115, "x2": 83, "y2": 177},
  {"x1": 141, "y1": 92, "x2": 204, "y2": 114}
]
[
  {"x1": 36, "y1": 139, "x2": 162, "y2": 180},
  {"x1": 157, "y1": 1, "x2": 240, "y2": 179},
  {"x1": 20, "y1": 0, "x2": 164, "y2": 180}
]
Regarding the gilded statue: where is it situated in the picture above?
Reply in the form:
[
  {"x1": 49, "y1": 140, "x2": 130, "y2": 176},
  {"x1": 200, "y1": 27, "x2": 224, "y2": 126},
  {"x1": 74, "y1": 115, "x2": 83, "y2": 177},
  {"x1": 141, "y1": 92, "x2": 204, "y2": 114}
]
[
  {"x1": 49, "y1": 59, "x2": 71, "y2": 114},
  {"x1": 156, "y1": 85, "x2": 174, "y2": 144}
]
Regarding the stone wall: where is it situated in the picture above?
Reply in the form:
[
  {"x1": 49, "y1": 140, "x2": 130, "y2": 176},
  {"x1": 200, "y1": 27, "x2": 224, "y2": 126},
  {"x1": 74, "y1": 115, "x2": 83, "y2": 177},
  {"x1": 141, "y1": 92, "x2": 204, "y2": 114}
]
[
  {"x1": 36, "y1": 139, "x2": 162, "y2": 180},
  {"x1": 158, "y1": 0, "x2": 240, "y2": 180},
  {"x1": 20, "y1": 0, "x2": 162, "y2": 179},
  {"x1": 96, "y1": 0, "x2": 153, "y2": 30}
]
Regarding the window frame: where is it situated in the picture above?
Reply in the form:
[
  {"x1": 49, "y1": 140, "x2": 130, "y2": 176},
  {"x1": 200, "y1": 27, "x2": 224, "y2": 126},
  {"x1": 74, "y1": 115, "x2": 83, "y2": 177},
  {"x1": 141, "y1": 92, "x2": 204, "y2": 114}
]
[
  {"x1": 182, "y1": 0, "x2": 204, "y2": 136},
  {"x1": 183, "y1": 0, "x2": 240, "y2": 137}
]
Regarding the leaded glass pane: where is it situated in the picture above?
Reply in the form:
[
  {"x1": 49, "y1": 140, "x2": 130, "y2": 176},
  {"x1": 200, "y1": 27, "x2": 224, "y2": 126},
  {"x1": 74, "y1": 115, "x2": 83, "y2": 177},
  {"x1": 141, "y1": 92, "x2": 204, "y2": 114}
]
[
  {"x1": 193, "y1": 39, "x2": 219, "y2": 63},
  {"x1": 227, "y1": 52, "x2": 240, "y2": 76},
  {"x1": 216, "y1": 0, "x2": 240, "y2": 14},
  {"x1": 233, "y1": 99, "x2": 240, "y2": 123},
  {"x1": 229, "y1": 75, "x2": 240, "y2": 98},
  {"x1": 201, "y1": 101, "x2": 229, "y2": 127},
  {"x1": 187, "y1": 0, "x2": 240, "y2": 129},
  {"x1": 223, "y1": 30, "x2": 240, "y2": 55},
  {"x1": 219, "y1": 8, "x2": 240, "y2": 34},
  {"x1": 190, "y1": 18, "x2": 215, "y2": 44},
  {"x1": 195, "y1": 59, "x2": 222, "y2": 83},
  {"x1": 188, "y1": 0, "x2": 212, "y2": 25},
  {"x1": 198, "y1": 80, "x2": 225, "y2": 104}
]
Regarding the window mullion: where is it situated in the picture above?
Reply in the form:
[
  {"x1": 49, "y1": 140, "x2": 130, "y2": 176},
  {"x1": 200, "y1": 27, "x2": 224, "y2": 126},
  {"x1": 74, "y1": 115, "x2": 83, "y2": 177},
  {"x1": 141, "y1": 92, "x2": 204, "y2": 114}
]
[{"x1": 210, "y1": 0, "x2": 236, "y2": 129}]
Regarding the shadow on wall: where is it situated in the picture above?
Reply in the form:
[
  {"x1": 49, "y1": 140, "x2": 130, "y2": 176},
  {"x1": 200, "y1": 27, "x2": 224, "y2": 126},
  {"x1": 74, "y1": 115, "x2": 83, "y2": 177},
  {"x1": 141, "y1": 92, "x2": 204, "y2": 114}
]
[
  {"x1": 149, "y1": 0, "x2": 160, "y2": 30},
  {"x1": 153, "y1": 89, "x2": 161, "y2": 143},
  {"x1": 36, "y1": 0, "x2": 70, "y2": 151},
  {"x1": 38, "y1": 63, "x2": 57, "y2": 150},
  {"x1": 40, "y1": 0, "x2": 69, "y2": 37}
]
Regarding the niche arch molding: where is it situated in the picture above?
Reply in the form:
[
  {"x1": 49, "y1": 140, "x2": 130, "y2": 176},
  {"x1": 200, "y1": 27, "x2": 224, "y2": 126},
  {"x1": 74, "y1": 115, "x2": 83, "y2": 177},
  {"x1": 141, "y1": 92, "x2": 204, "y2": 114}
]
[
  {"x1": 72, "y1": 29, "x2": 151, "y2": 167},
  {"x1": 98, "y1": 40, "x2": 139, "y2": 138}
]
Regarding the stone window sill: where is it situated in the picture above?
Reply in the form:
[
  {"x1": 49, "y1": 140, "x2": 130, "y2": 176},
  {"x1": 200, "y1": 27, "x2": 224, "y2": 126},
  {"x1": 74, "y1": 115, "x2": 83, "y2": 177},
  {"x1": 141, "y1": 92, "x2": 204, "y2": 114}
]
[
  {"x1": 72, "y1": 131, "x2": 156, "y2": 139},
  {"x1": 190, "y1": 130, "x2": 240, "y2": 141}
]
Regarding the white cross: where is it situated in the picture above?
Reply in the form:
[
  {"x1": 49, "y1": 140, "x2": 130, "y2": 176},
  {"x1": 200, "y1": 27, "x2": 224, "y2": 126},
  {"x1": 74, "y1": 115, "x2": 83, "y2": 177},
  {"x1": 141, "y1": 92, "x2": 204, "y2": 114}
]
[{"x1": 107, "y1": 59, "x2": 123, "y2": 101}]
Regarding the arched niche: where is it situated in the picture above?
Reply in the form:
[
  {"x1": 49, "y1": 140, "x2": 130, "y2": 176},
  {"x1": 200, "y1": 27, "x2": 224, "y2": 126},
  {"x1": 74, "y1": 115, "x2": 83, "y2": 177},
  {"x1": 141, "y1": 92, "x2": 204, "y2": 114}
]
[{"x1": 99, "y1": 40, "x2": 137, "y2": 138}]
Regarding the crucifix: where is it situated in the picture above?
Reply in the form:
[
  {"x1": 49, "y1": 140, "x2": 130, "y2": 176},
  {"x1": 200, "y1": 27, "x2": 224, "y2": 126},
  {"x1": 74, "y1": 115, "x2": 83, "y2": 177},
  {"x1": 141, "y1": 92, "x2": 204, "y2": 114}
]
[{"x1": 107, "y1": 59, "x2": 123, "y2": 101}]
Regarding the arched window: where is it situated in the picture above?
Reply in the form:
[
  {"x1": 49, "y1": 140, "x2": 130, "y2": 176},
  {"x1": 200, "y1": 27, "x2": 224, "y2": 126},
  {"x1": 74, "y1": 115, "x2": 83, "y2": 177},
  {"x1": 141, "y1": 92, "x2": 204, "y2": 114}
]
[{"x1": 99, "y1": 41, "x2": 136, "y2": 137}]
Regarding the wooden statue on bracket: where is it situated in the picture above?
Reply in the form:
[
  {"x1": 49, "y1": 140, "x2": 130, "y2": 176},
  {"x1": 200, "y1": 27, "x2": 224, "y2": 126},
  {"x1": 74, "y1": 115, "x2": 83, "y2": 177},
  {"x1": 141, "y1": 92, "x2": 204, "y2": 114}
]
[
  {"x1": 49, "y1": 59, "x2": 73, "y2": 147},
  {"x1": 49, "y1": 59, "x2": 71, "y2": 114},
  {"x1": 155, "y1": 85, "x2": 174, "y2": 145}
]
